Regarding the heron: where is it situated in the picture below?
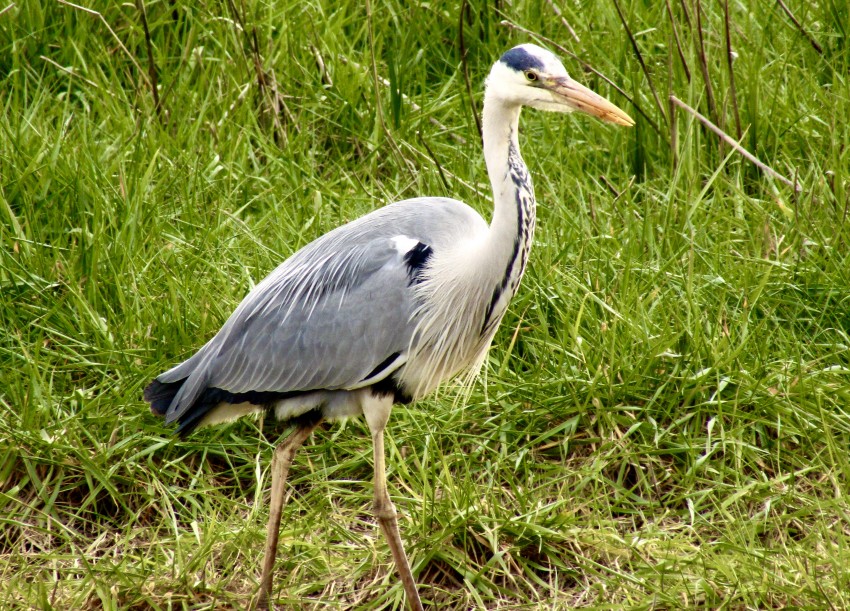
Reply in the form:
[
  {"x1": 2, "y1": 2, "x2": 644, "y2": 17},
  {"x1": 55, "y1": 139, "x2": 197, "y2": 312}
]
[{"x1": 145, "y1": 43, "x2": 633, "y2": 610}]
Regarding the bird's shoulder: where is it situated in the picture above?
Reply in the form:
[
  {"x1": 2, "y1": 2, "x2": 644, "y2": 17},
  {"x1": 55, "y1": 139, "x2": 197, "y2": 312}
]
[
  {"x1": 371, "y1": 197, "x2": 489, "y2": 245},
  {"x1": 250, "y1": 196, "x2": 485, "y2": 294},
  {"x1": 290, "y1": 196, "x2": 485, "y2": 252}
]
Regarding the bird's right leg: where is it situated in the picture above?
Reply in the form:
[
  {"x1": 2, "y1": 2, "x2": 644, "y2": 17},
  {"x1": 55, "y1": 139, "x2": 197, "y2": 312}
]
[
  {"x1": 256, "y1": 415, "x2": 323, "y2": 610},
  {"x1": 363, "y1": 396, "x2": 425, "y2": 611}
]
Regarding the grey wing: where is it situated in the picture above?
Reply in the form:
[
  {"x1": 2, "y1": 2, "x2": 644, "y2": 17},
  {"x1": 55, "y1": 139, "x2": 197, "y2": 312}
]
[{"x1": 159, "y1": 233, "x2": 422, "y2": 423}]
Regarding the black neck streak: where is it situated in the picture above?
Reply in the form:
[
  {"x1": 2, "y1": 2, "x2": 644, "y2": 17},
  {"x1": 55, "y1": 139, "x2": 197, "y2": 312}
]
[{"x1": 481, "y1": 138, "x2": 536, "y2": 335}]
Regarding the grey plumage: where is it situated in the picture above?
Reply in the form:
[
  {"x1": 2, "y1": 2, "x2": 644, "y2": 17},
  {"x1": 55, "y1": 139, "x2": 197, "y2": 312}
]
[{"x1": 148, "y1": 196, "x2": 489, "y2": 434}]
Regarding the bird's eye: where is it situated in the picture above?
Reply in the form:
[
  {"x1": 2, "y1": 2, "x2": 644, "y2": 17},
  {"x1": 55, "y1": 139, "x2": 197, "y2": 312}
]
[{"x1": 525, "y1": 71, "x2": 537, "y2": 82}]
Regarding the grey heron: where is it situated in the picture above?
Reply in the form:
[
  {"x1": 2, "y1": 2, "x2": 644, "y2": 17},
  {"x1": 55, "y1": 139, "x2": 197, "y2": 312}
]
[{"x1": 145, "y1": 43, "x2": 633, "y2": 610}]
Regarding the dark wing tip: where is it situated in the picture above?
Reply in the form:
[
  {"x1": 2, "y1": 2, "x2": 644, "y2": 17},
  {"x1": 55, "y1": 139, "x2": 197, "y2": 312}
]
[{"x1": 144, "y1": 378, "x2": 184, "y2": 417}]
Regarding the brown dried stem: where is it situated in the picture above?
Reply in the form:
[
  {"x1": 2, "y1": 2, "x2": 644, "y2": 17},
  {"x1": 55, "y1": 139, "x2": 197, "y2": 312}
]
[
  {"x1": 612, "y1": 0, "x2": 667, "y2": 125},
  {"x1": 459, "y1": 0, "x2": 482, "y2": 142},
  {"x1": 693, "y1": 0, "x2": 718, "y2": 126},
  {"x1": 723, "y1": 0, "x2": 742, "y2": 139},
  {"x1": 417, "y1": 131, "x2": 451, "y2": 193},
  {"x1": 670, "y1": 95, "x2": 801, "y2": 193},
  {"x1": 775, "y1": 0, "x2": 823, "y2": 54},
  {"x1": 135, "y1": 0, "x2": 161, "y2": 120},
  {"x1": 665, "y1": 0, "x2": 691, "y2": 83},
  {"x1": 678, "y1": 0, "x2": 693, "y2": 28},
  {"x1": 544, "y1": 0, "x2": 580, "y2": 43},
  {"x1": 224, "y1": 0, "x2": 293, "y2": 144}
]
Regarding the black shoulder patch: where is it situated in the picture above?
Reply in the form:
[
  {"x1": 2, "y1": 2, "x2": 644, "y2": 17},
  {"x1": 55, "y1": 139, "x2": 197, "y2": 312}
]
[
  {"x1": 403, "y1": 242, "x2": 433, "y2": 285},
  {"x1": 500, "y1": 46, "x2": 545, "y2": 72}
]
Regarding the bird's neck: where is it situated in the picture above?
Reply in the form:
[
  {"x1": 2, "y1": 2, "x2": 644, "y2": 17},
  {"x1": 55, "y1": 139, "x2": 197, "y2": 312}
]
[{"x1": 478, "y1": 95, "x2": 537, "y2": 332}]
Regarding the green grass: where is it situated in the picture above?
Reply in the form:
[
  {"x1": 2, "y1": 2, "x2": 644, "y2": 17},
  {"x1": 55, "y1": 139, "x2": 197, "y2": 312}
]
[{"x1": 2, "y1": 0, "x2": 849, "y2": 608}]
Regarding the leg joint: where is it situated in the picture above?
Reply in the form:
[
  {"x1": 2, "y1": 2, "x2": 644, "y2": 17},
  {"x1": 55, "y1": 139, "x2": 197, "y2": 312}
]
[{"x1": 373, "y1": 500, "x2": 398, "y2": 522}]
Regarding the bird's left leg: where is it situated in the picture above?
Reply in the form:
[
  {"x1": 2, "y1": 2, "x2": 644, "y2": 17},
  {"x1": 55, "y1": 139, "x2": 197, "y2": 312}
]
[
  {"x1": 363, "y1": 395, "x2": 424, "y2": 611},
  {"x1": 256, "y1": 413, "x2": 323, "y2": 610}
]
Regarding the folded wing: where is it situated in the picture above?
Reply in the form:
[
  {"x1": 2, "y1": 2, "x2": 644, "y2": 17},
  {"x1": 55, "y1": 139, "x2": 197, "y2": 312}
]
[{"x1": 155, "y1": 233, "x2": 426, "y2": 425}]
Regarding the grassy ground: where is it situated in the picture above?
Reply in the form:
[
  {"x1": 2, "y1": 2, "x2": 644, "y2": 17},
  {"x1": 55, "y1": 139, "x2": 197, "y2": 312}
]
[{"x1": 2, "y1": 0, "x2": 849, "y2": 608}]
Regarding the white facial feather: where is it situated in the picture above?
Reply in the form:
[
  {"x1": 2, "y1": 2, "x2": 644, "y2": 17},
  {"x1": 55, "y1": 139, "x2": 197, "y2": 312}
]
[{"x1": 485, "y1": 44, "x2": 574, "y2": 112}]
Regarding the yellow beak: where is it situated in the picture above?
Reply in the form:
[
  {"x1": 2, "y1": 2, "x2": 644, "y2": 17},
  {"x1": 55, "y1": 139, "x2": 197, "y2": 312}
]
[{"x1": 547, "y1": 77, "x2": 635, "y2": 127}]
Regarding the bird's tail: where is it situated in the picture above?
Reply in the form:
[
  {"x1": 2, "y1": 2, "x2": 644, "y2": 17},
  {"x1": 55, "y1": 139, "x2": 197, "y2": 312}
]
[
  {"x1": 144, "y1": 377, "x2": 210, "y2": 437},
  {"x1": 145, "y1": 376, "x2": 295, "y2": 437},
  {"x1": 144, "y1": 378, "x2": 186, "y2": 417}
]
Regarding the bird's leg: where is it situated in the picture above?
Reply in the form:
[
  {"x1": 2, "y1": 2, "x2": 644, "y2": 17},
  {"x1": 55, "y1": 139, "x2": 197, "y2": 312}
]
[
  {"x1": 256, "y1": 415, "x2": 323, "y2": 610},
  {"x1": 364, "y1": 397, "x2": 425, "y2": 611}
]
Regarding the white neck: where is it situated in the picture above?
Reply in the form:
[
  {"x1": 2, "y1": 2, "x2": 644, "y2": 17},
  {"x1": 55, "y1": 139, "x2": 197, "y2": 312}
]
[
  {"x1": 475, "y1": 90, "x2": 537, "y2": 334},
  {"x1": 399, "y1": 86, "x2": 538, "y2": 396},
  {"x1": 482, "y1": 95, "x2": 526, "y2": 240}
]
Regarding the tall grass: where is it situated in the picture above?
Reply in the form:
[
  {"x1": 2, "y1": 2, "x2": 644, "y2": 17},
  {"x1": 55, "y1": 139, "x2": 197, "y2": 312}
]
[{"x1": 2, "y1": 0, "x2": 849, "y2": 608}]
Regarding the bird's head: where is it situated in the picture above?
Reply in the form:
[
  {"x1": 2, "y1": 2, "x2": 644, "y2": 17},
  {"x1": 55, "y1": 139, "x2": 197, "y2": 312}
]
[{"x1": 486, "y1": 43, "x2": 634, "y2": 127}]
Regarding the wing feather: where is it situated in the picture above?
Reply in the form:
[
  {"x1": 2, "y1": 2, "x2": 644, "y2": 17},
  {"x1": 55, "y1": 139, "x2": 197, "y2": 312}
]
[{"x1": 161, "y1": 234, "x2": 419, "y2": 423}]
